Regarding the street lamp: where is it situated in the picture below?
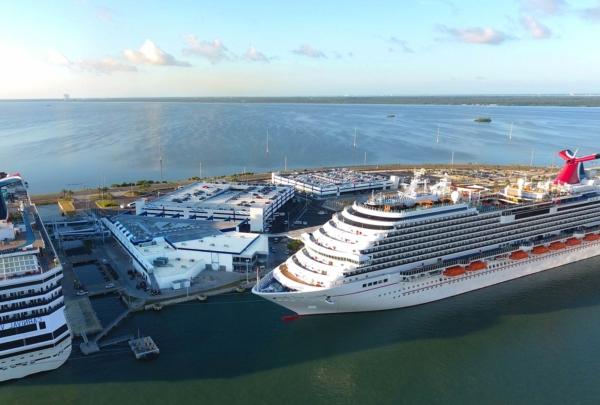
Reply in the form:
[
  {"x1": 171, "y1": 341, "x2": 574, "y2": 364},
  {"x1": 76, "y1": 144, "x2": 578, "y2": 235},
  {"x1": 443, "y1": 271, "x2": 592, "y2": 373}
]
[{"x1": 245, "y1": 258, "x2": 250, "y2": 284}]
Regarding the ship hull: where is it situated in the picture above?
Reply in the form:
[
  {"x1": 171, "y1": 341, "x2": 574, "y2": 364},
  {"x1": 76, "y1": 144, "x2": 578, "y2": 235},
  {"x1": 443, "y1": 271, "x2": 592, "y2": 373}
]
[
  {"x1": 255, "y1": 239, "x2": 600, "y2": 315},
  {"x1": 0, "y1": 335, "x2": 71, "y2": 383}
]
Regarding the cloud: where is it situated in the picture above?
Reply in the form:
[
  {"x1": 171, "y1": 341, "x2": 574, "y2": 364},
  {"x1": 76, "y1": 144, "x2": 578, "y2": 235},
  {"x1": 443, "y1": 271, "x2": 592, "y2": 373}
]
[
  {"x1": 580, "y1": 2, "x2": 600, "y2": 20},
  {"x1": 437, "y1": 25, "x2": 510, "y2": 45},
  {"x1": 520, "y1": 0, "x2": 566, "y2": 15},
  {"x1": 292, "y1": 44, "x2": 327, "y2": 58},
  {"x1": 96, "y1": 6, "x2": 113, "y2": 22},
  {"x1": 521, "y1": 15, "x2": 552, "y2": 38},
  {"x1": 387, "y1": 37, "x2": 414, "y2": 53},
  {"x1": 243, "y1": 46, "x2": 274, "y2": 63},
  {"x1": 124, "y1": 39, "x2": 191, "y2": 66},
  {"x1": 183, "y1": 35, "x2": 232, "y2": 64},
  {"x1": 47, "y1": 49, "x2": 137, "y2": 74}
]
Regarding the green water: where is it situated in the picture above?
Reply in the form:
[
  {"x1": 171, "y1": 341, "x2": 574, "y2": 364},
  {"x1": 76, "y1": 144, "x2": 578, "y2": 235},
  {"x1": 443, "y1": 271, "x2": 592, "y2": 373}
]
[{"x1": 4, "y1": 257, "x2": 600, "y2": 404}]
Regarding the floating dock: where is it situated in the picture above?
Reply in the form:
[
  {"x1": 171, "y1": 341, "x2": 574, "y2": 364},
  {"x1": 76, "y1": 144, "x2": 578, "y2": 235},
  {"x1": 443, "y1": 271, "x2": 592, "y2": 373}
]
[{"x1": 129, "y1": 336, "x2": 160, "y2": 360}]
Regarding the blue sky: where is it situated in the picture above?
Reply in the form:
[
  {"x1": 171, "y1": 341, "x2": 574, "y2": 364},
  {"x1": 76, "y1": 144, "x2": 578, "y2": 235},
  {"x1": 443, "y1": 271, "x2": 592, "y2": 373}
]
[{"x1": 1, "y1": 0, "x2": 600, "y2": 98}]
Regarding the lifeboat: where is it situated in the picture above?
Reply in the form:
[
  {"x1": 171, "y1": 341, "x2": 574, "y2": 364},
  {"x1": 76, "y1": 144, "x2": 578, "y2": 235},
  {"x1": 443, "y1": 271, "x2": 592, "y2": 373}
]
[
  {"x1": 566, "y1": 237, "x2": 581, "y2": 246},
  {"x1": 549, "y1": 241, "x2": 566, "y2": 250},
  {"x1": 509, "y1": 250, "x2": 529, "y2": 260},
  {"x1": 583, "y1": 233, "x2": 600, "y2": 242},
  {"x1": 532, "y1": 245, "x2": 549, "y2": 255},
  {"x1": 443, "y1": 265, "x2": 465, "y2": 277},
  {"x1": 466, "y1": 260, "x2": 487, "y2": 272}
]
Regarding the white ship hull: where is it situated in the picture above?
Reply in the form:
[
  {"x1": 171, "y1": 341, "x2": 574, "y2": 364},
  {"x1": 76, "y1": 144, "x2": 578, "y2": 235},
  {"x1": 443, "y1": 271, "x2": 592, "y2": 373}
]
[
  {"x1": 0, "y1": 335, "x2": 71, "y2": 383},
  {"x1": 256, "y1": 240, "x2": 600, "y2": 315}
]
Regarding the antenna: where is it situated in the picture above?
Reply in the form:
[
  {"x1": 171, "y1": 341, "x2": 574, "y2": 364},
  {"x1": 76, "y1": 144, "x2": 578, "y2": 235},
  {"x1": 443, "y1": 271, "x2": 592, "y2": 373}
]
[
  {"x1": 266, "y1": 129, "x2": 270, "y2": 155},
  {"x1": 284, "y1": 155, "x2": 288, "y2": 171},
  {"x1": 198, "y1": 161, "x2": 202, "y2": 179},
  {"x1": 530, "y1": 149, "x2": 535, "y2": 167},
  {"x1": 436, "y1": 125, "x2": 440, "y2": 144},
  {"x1": 364, "y1": 151, "x2": 367, "y2": 166},
  {"x1": 451, "y1": 151, "x2": 455, "y2": 166},
  {"x1": 508, "y1": 122, "x2": 513, "y2": 143},
  {"x1": 353, "y1": 128, "x2": 357, "y2": 149},
  {"x1": 158, "y1": 135, "x2": 164, "y2": 181}
]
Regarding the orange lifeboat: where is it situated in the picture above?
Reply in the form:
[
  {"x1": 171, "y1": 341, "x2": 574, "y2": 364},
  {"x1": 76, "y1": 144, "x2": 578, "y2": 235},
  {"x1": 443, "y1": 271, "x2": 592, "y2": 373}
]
[
  {"x1": 466, "y1": 260, "x2": 487, "y2": 272},
  {"x1": 583, "y1": 233, "x2": 600, "y2": 242},
  {"x1": 549, "y1": 241, "x2": 566, "y2": 251},
  {"x1": 443, "y1": 265, "x2": 465, "y2": 277},
  {"x1": 509, "y1": 250, "x2": 529, "y2": 260},
  {"x1": 532, "y1": 245, "x2": 549, "y2": 255},
  {"x1": 566, "y1": 238, "x2": 581, "y2": 246}
]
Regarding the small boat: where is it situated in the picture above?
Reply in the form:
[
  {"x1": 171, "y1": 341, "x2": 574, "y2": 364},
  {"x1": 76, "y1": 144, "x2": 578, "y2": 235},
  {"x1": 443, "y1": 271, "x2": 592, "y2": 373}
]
[
  {"x1": 474, "y1": 116, "x2": 492, "y2": 123},
  {"x1": 532, "y1": 245, "x2": 549, "y2": 255},
  {"x1": 387, "y1": 113, "x2": 396, "y2": 118},
  {"x1": 443, "y1": 265, "x2": 465, "y2": 277},
  {"x1": 509, "y1": 250, "x2": 529, "y2": 260},
  {"x1": 583, "y1": 233, "x2": 600, "y2": 241},
  {"x1": 549, "y1": 241, "x2": 566, "y2": 250},
  {"x1": 466, "y1": 260, "x2": 487, "y2": 272},
  {"x1": 566, "y1": 238, "x2": 581, "y2": 246}
]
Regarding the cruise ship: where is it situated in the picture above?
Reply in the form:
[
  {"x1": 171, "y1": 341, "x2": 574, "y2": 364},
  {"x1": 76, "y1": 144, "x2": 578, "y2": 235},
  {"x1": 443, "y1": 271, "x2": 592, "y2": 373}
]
[
  {"x1": 254, "y1": 150, "x2": 600, "y2": 315},
  {"x1": 0, "y1": 173, "x2": 71, "y2": 382}
]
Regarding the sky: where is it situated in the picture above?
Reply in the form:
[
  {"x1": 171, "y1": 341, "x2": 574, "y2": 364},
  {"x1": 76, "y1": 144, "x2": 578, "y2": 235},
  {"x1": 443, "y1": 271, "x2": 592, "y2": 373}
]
[{"x1": 1, "y1": 0, "x2": 600, "y2": 98}]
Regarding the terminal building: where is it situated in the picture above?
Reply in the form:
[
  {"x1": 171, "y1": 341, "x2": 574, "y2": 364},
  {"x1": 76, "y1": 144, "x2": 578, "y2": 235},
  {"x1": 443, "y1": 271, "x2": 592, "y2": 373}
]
[
  {"x1": 271, "y1": 168, "x2": 398, "y2": 197},
  {"x1": 102, "y1": 215, "x2": 268, "y2": 290},
  {"x1": 136, "y1": 182, "x2": 294, "y2": 232}
]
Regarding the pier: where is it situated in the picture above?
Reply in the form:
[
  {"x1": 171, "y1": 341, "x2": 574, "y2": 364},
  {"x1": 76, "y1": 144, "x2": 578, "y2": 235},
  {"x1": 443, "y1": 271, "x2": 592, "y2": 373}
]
[{"x1": 80, "y1": 307, "x2": 133, "y2": 355}]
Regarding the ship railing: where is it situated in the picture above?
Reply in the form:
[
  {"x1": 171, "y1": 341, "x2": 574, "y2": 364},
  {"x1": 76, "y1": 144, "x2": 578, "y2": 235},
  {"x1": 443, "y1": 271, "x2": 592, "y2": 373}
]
[
  {"x1": 0, "y1": 292, "x2": 63, "y2": 315},
  {"x1": 0, "y1": 267, "x2": 44, "y2": 282},
  {"x1": 0, "y1": 282, "x2": 60, "y2": 302},
  {"x1": 0, "y1": 301, "x2": 65, "y2": 325}
]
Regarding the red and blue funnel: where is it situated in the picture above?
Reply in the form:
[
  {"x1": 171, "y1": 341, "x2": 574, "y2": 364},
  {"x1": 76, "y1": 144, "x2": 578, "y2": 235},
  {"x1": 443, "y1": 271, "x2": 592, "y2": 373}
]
[{"x1": 553, "y1": 149, "x2": 600, "y2": 185}]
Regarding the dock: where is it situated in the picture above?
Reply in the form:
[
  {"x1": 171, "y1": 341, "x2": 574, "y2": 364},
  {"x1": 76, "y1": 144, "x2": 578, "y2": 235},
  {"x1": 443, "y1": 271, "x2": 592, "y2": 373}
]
[
  {"x1": 129, "y1": 336, "x2": 160, "y2": 360},
  {"x1": 64, "y1": 296, "x2": 103, "y2": 337},
  {"x1": 80, "y1": 307, "x2": 132, "y2": 355}
]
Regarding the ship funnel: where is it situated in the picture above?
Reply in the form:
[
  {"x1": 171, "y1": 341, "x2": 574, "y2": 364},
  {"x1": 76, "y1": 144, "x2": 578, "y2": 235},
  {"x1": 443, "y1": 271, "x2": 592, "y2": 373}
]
[{"x1": 554, "y1": 149, "x2": 600, "y2": 185}]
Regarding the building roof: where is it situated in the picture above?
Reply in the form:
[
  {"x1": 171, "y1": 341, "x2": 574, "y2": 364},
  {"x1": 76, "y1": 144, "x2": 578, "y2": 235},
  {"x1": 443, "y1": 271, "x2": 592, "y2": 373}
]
[
  {"x1": 172, "y1": 232, "x2": 260, "y2": 254},
  {"x1": 112, "y1": 214, "x2": 240, "y2": 244},
  {"x1": 274, "y1": 168, "x2": 391, "y2": 188},
  {"x1": 146, "y1": 182, "x2": 292, "y2": 211}
]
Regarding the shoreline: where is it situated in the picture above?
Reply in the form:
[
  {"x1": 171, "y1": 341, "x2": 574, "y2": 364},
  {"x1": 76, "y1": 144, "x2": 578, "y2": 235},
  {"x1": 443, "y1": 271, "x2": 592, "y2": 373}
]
[
  {"x1": 3, "y1": 95, "x2": 600, "y2": 107},
  {"x1": 30, "y1": 162, "x2": 550, "y2": 205}
]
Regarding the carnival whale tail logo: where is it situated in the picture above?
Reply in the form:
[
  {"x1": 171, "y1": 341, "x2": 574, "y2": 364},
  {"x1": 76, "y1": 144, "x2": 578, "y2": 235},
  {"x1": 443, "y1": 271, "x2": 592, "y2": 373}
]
[{"x1": 554, "y1": 149, "x2": 600, "y2": 185}]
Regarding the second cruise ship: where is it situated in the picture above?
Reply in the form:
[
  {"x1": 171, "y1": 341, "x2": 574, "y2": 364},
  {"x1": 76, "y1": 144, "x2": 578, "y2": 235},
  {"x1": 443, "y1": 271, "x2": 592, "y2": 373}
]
[
  {"x1": 254, "y1": 150, "x2": 600, "y2": 315},
  {"x1": 0, "y1": 173, "x2": 71, "y2": 382}
]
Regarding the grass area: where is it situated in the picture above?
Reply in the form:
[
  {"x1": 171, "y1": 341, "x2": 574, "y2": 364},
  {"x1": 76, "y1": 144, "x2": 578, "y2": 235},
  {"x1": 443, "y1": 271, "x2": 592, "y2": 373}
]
[
  {"x1": 57, "y1": 199, "x2": 75, "y2": 213},
  {"x1": 95, "y1": 199, "x2": 118, "y2": 208}
]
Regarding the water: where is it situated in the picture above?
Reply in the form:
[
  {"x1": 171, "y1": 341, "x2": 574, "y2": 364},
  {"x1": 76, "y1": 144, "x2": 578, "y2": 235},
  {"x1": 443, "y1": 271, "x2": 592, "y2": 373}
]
[
  {"x1": 4, "y1": 258, "x2": 600, "y2": 404},
  {"x1": 0, "y1": 101, "x2": 598, "y2": 193},
  {"x1": 3, "y1": 102, "x2": 600, "y2": 403}
]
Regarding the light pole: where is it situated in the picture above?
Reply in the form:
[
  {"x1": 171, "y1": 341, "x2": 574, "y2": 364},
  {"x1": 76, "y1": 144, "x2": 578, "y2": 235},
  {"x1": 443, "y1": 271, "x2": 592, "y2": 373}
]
[{"x1": 245, "y1": 258, "x2": 250, "y2": 284}]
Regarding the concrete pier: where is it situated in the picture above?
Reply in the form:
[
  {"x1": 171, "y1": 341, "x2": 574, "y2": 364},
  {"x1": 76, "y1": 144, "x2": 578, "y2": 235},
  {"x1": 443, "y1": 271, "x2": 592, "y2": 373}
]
[{"x1": 64, "y1": 297, "x2": 103, "y2": 337}]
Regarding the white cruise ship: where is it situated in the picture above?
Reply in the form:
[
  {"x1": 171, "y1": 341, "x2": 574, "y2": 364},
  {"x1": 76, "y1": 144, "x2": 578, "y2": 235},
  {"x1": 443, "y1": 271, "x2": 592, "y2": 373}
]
[
  {"x1": 0, "y1": 173, "x2": 71, "y2": 382},
  {"x1": 254, "y1": 150, "x2": 600, "y2": 315}
]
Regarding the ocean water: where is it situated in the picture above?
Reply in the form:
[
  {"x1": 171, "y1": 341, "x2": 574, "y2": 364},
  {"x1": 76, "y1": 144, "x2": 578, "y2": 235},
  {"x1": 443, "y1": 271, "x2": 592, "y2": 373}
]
[
  {"x1": 0, "y1": 101, "x2": 598, "y2": 193},
  {"x1": 4, "y1": 257, "x2": 600, "y2": 404}
]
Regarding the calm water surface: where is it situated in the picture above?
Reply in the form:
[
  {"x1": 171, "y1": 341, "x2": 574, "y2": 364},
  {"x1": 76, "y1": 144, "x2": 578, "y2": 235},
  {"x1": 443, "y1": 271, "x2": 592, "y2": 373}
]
[
  {"x1": 3, "y1": 258, "x2": 600, "y2": 404},
  {"x1": 0, "y1": 101, "x2": 598, "y2": 193}
]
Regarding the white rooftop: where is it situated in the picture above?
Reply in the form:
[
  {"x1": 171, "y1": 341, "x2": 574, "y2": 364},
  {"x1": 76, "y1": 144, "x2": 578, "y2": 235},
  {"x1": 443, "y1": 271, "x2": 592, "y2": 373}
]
[
  {"x1": 172, "y1": 232, "x2": 260, "y2": 254},
  {"x1": 148, "y1": 182, "x2": 292, "y2": 211},
  {"x1": 275, "y1": 168, "x2": 391, "y2": 188}
]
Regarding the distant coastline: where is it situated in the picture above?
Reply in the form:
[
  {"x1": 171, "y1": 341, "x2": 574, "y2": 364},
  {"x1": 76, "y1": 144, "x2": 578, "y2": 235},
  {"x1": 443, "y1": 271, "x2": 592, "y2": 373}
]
[{"x1": 3, "y1": 95, "x2": 600, "y2": 107}]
